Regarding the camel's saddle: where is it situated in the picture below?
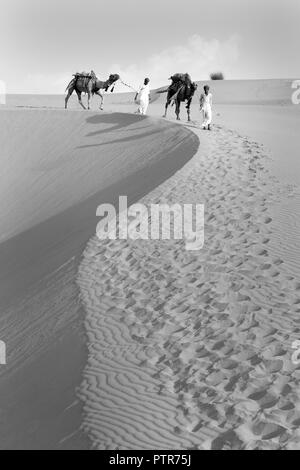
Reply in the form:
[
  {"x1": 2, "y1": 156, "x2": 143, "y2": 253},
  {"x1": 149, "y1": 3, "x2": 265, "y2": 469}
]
[
  {"x1": 169, "y1": 73, "x2": 192, "y2": 84},
  {"x1": 168, "y1": 73, "x2": 197, "y2": 97},
  {"x1": 73, "y1": 70, "x2": 97, "y2": 88}
]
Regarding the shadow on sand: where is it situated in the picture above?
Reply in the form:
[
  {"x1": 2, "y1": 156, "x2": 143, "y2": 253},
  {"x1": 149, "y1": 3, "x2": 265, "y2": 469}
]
[
  {"x1": 77, "y1": 112, "x2": 161, "y2": 149},
  {"x1": 85, "y1": 112, "x2": 147, "y2": 136}
]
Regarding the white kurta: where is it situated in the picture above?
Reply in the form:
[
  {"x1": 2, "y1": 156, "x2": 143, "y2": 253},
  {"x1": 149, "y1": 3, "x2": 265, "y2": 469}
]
[
  {"x1": 137, "y1": 83, "x2": 150, "y2": 115},
  {"x1": 200, "y1": 92, "x2": 213, "y2": 128}
]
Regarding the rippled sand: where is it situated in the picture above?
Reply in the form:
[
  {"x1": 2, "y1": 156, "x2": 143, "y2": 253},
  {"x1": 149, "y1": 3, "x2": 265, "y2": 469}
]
[{"x1": 78, "y1": 121, "x2": 300, "y2": 449}]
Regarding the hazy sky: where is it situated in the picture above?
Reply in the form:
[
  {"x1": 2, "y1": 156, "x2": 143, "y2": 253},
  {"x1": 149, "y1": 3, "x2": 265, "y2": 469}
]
[{"x1": 1, "y1": 0, "x2": 299, "y2": 93}]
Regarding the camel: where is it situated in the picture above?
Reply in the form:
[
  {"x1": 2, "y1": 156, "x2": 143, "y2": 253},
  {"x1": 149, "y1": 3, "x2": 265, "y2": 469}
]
[
  {"x1": 162, "y1": 73, "x2": 197, "y2": 121},
  {"x1": 65, "y1": 72, "x2": 120, "y2": 110}
]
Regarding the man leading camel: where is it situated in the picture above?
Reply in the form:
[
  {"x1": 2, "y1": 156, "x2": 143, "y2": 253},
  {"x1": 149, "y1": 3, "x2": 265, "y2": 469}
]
[
  {"x1": 199, "y1": 85, "x2": 213, "y2": 130},
  {"x1": 135, "y1": 78, "x2": 151, "y2": 115}
]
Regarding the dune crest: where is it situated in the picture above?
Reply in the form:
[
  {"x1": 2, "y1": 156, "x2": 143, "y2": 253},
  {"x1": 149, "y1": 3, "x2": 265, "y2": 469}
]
[{"x1": 0, "y1": 110, "x2": 198, "y2": 449}]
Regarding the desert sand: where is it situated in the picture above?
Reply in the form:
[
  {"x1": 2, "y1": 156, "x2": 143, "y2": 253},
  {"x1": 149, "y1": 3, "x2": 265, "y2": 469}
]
[
  {"x1": 0, "y1": 106, "x2": 197, "y2": 449},
  {"x1": 0, "y1": 78, "x2": 299, "y2": 449}
]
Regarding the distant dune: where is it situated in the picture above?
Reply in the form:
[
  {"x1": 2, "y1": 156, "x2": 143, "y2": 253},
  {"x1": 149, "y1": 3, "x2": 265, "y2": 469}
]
[
  {"x1": 3, "y1": 78, "x2": 296, "y2": 110},
  {"x1": 190, "y1": 78, "x2": 295, "y2": 105}
]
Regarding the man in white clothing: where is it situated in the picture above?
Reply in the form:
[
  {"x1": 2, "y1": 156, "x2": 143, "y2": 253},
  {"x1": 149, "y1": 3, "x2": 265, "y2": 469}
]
[
  {"x1": 199, "y1": 85, "x2": 213, "y2": 130},
  {"x1": 135, "y1": 78, "x2": 151, "y2": 115}
]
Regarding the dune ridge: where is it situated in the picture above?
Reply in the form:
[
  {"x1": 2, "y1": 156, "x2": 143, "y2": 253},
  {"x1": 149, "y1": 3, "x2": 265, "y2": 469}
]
[
  {"x1": 77, "y1": 121, "x2": 300, "y2": 450},
  {"x1": 0, "y1": 109, "x2": 198, "y2": 449},
  {"x1": 0, "y1": 110, "x2": 198, "y2": 243}
]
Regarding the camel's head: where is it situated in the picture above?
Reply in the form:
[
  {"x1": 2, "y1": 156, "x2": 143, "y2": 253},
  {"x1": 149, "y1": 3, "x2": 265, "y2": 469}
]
[
  {"x1": 185, "y1": 81, "x2": 197, "y2": 100},
  {"x1": 104, "y1": 74, "x2": 120, "y2": 92},
  {"x1": 191, "y1": 82, "x2": 198, "y2": 94},
  {"x1": 109, "y1": 74, "x2": 120, "y2": 84}
]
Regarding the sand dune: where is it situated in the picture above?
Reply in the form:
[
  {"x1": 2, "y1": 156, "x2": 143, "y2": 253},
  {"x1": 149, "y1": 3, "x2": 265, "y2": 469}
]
[
  {"x1": 78, "y1": 120, "x2": 300, "y2": 449},
  {"x1": 0, "y1": 109, "x2": 198, "y2": 243},
  {"x1": 0, "y1": 108, "x2": 197, "y2": 449},
  {"x1": 3, "y1": 78, "x2": 295, "y2": 111},
  {"x1": 1, "y1": 78, "x2": 299, "y2": 449}
]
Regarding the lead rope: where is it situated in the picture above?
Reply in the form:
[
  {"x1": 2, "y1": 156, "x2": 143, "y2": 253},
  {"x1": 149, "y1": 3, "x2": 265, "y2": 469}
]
[{"x1": 119, "y1": 79, "x2": 138, "y2": 93}]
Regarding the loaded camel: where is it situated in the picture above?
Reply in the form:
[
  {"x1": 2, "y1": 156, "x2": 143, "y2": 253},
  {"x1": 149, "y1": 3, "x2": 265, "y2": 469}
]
[
  {"x1": 162, "y1": 73, "x2": 197, "y2": 121},
  {"x1": 65, "y1": 71, "x2": 120, "y2": 110}
]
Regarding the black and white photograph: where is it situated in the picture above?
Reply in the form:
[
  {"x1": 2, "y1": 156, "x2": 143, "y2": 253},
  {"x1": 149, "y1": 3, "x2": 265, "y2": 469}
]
[{"x1": 0, "y1": 0, "x2": 300, "y2": 453}]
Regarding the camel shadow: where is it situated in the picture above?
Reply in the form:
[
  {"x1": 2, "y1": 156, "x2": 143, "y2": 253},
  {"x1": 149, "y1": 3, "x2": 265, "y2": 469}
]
[
  {"x1": 77, "y1": 128, "x2": 162, "y2": 149},
  {"x1": 77, "y1": 112, "x2": 161, "y2": 149},
  {"x1": 85, "y1": 112, "x2": 147, "y2": 137}
]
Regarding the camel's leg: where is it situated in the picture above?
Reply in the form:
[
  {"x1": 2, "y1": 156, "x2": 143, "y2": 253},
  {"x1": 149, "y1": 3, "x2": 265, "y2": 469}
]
[
  {"x1": 65, "y1": 88, "x2": 73, "y2": 109},
  {"x1": 87, "y1": 82, "x2": 93, "y2": 110},
  {"x1": 186, "y1": 99, "x2": 191, "y2": 122},
  {"x1": 87, "y1": 91, "x2": 92, "y2": 110},
  {"x1": 175, "y1": 100, "x2": 181, "y2": 120},
  {"x1": 163, "y1": 99, "x2": 170, "y2": 118},
  {"x1": 76, "y1": 90, "x2": 86, "y2": 110},
  {"x1": 95, "y1": 91, "x2": 104, "y2": 110}
]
